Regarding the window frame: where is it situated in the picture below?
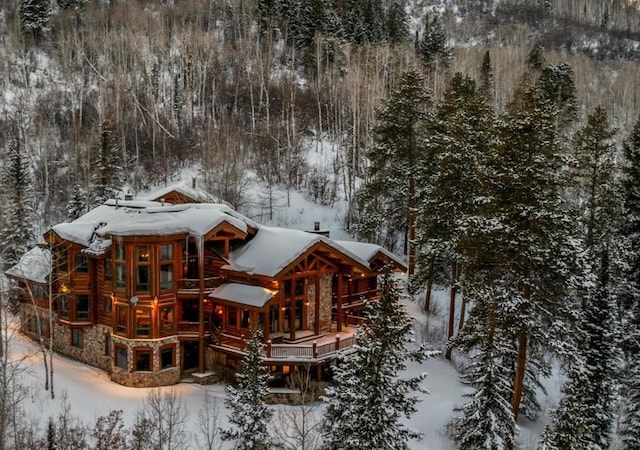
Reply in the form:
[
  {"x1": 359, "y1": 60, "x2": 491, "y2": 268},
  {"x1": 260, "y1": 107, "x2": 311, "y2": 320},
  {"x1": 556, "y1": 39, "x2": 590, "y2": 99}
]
[
  {"x1": 115, "y1": 243, "x2": 126, "y2": 291},
  {"x1": 134, "y1": 347, "x2": 152, "y2": 372},
  {"x1": 75, "y1": 294, "x2": 90, "y2": 320},
  {"x1": 160, "y1": 306, "x2": 175, "y2": 336},
  {"x1": 71, "y1": 329, "x2": 83, "y2": 348},
  {"x1": 160, "y1": 344, "x2": 176, "y2": 370},
  {"x1": 75, "y1": 254, "x2": 89, "y2": 274},
  {"x1": 135, "y1": 245, "x2": 151, "y2": 292},
  {"x1": 115, "y1": 344, "x2": 128, "y2": 369},
  {"x1": 115, "y1": 304, "x2": 128, "y2": 335},
  {"x1": 135, "y1": 308, "x2": 151, "y2": 338}
]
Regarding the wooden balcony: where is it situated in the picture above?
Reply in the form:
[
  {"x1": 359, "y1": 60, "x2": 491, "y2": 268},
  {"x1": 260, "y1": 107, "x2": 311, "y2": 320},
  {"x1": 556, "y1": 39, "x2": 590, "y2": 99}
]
[
  {"x1": 210, "y1": 326, "x2": 358, "y2": 364},
  {"x1": 177, "y1": 276, "x2": 223, "y2": 293}
]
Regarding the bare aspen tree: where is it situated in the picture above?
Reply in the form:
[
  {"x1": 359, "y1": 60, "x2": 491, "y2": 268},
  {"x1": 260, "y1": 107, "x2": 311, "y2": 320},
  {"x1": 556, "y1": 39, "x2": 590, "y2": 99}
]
[
  {"x1": 271, "y1": 365, "x2": 323, "y2": 450},
  {"x1": 195, "y1": 391, "x2": 223, "y2": 450},
  {"x1": 132, "y1": 388, "x2": 189, "y2": 450}
]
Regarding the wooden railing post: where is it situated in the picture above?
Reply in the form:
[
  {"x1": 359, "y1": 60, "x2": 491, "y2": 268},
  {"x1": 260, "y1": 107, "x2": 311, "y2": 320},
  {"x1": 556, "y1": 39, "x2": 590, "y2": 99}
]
[
  {"x1": 335, "y1": 334, "x2": 340, "y2": 351},
  {"x1": 313, "y1": 341, "x2": 318, "y2": 358},
  {"x1": 266, "y1": 339, "x2": 272, "y2": 358}
]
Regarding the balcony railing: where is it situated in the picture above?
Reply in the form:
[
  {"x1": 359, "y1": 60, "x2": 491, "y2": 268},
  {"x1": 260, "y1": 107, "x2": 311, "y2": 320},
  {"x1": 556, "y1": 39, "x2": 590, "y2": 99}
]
[
  {"x1": 177, "y1": 321, "x2": 200, "y2": 333},
  {"x1": 177, "y1": 276, "x2": 223, "y2": 291}
]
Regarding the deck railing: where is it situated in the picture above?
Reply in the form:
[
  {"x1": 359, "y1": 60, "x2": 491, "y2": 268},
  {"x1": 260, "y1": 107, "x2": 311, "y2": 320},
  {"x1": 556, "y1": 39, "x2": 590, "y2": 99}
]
[
  {"x1": 177, "y1": 276, "x2": 223, "y2": 291},
  {"x1": 213, "y1": 331, "x2": 358, "y2": 360}
]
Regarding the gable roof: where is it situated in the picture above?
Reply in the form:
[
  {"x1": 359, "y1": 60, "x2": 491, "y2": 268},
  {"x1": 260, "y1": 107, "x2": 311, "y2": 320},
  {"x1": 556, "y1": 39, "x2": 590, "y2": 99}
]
[
  {"x1": 332, "y1": 240, "x2": 407, "y2": 272},
  {"x1": 223, "y1": 226, "x2": 371, "y2": 278},
  {"x1": 48, "y1": 201, "x2": 256, "y2": 256},
  {"x1": 6, "y1": 247, "x2": 51, "y2": 284},
  {"x1": 141, "y1": 181, "x2": 218, "y2": 204}
]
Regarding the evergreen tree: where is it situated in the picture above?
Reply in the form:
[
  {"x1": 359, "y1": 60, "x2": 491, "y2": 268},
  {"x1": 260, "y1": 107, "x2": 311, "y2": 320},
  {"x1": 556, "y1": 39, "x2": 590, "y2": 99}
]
[
  {"x1": 356, "y1": 70, "x2": 433, "y2": 275},
  {"x1": 417, "y1": 15, "x2": 451, "y2": 70},
  {"x1": 571, "y1": 106, "x2": 621, "y2": 262},
  {"x1": 479, "y1": 50, "x2": 494, "y2": 104},
  {"x1": 621, "y1": 114, "x2": 640, "y2": 333},
  {"x1": 543, "y1": 251, "x2": 620, "y2": 449},
  {"x1": 19, "y1": 0, "x2": 50, "y2": 43},
  {"x1": 90, "y1": 117, "x2": 122, "y2": 208},
  {"x1": 621, "y1": 356, "x2": 640, "y2": 448},
  {"x1": 449, "y1": 282, "x2": 517, "y2": 450},
  {"x1": 221, "y1": 329, "x2": 274, "y2": 449},
  {"x1": 464, "y1": 76, "x2": 582, "y2": 420},
  {"x1": 526, "y1": 42, "x2": 545, "y2": 72},
  {"x1": 616, "y1": 115, "x2": 640, "y2": 449},
  {"x1": 1, "y1": 138, "x2": 35, "y2": 270},
  {"x1": 322, "y1": 271, "x2": 438, "y2": 449},
  {"x1": 66, "y1": 183, "x2": 86, "y2": 221},
  {"x1": 386, "y1": 1, "x2": 409, "y2": 44},
  {"x1": 413, "y1": 72, "x2": 492, "y2": 324},
  {"x1": 537, "y1": 62, "x2": 577, "y2": 128}
]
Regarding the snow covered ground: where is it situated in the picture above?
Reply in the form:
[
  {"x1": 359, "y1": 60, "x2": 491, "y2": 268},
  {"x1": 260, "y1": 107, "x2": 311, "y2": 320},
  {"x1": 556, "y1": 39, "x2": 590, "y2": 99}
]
[{"x1": 11, "y1": 287, "x2": 562, "y2": 449}]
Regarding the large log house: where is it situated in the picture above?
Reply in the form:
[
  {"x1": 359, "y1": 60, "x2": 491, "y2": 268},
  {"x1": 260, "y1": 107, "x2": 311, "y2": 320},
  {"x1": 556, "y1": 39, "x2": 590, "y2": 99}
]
[{"x1": 6, "y1": 189, "x2": 404, "y2": 387}]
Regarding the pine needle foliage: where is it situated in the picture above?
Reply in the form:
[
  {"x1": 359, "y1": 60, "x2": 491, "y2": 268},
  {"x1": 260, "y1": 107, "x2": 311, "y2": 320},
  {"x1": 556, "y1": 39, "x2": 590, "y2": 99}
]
[
  {"x1": 449, "y1": 282, "x2": 517, "y2": 450},
  {"x1": 321, "y1": 270, "x2": 438, "y2": 450},
  {"x1": 1, "y1": 138, "x2": 35, "y2": 270},
  {"x1": 221, "y1": 329, "x2": 274, "y2": 450}
]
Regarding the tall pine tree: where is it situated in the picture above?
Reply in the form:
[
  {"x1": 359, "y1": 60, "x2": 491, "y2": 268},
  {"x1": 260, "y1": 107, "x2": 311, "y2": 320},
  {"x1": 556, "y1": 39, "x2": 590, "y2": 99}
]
[
  {"x1": 356, "y1": 70, "x2": 433, "y2": 275},
  {"x1": 322, "y1": 271, "x2": 438, "y2": 449},
  {"x1": 90, "y1": 117, "x2": 122, "y2": 208},
  {"x1": 449, "y1": 281, "x2": 517, "y2": 450},
  {"x1": 221, "y1": 329, "x2": 274, "y2": 449},
  {"x1": 1, "y1": 138, "x2": 35, "y2": 270},
  {"x1": 464, "y1": 75, "x2": 582, "y2": 421}
]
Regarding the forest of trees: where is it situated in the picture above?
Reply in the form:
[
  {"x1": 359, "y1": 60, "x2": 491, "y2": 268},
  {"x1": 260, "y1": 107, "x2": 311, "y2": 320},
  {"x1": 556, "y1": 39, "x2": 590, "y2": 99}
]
[{"x1": 2, "y1": 0, "x2": 640, "y2": 448}]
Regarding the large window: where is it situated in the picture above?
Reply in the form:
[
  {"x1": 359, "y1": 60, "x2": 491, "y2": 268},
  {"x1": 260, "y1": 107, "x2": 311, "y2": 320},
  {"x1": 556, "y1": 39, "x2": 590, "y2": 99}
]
[
  {"x1": 59, "y1": 295, "x2": 69, "y2": 318},
  {"x1": 75, "y1": 254, "x2": 88, "y2": 274},
  {"x1": 160, "y1": 345, "x2": 175, "y2": 369},
  {"x1": 160, "y1": 244, "x2": 174, "y2": 291},
  {"x1": 115, "y1": 305, "x2": 128, "y2": 335},
  {"x1": 241, "y1": 309, "x2": 250, "y2": 329},
  {"x1": 227, "y1": 306, "x2": 237, "y2": 328},
  {"x1": 134, "y1": 348, "x2": 152, "y2": 371},
  {"x1": 269, "y1": 305, "x2": 279, "y2": 333},
  {"x1": 160, "y1": 306, "x2": 175, "y2": 336},
  {"x1": 104, "y1": 257, "x2": 112, "y2": 282},
  {"x1": 136, "y1": 245, "x2": 150, "y2": 292},
  {"x1": 115, "y1": 244, "x2": 125, "y2": 290},
  {"x1": 135, "y1": 308, "x2": 151, "y2": 337},
  {"x1": 76, "y1": 295, "x2": 90, "y2": 320}
]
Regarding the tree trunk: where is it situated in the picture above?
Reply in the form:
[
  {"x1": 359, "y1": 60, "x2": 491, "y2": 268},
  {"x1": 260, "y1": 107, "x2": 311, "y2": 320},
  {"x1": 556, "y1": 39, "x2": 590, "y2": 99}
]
[
  {"x1": 407, "y1": 178, "x2": 416, "y2": 276},
  {"x1": 445, "y1": 261, "x2": 459, "y2": 360},
  {"x1": 511, "y1": 331, "x2": 528, "y2": 421}
]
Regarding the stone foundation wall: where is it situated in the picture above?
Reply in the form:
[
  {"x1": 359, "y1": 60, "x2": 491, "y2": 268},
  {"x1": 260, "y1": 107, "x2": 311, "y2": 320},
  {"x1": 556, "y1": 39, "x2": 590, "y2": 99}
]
[
  {"x1": 20, "y1": 304, "x2": 112, "y2": 371},
  {"x1": 110, "y1": 335, "x2": 181, "y2": 387},
  {"x1": 306, "y1": 282, "x2": 316, "y2": 330},
  {"x1": 319, "y1": 274, "x2": 332, "y2": 331}
]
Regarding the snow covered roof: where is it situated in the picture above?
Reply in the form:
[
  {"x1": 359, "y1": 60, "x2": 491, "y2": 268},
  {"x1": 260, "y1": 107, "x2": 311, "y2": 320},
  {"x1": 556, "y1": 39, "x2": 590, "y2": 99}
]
[
  {"x1": 332, "y1": 240, "x2": 406, "y2": 271},
  {"x1": 223, "y1": 226, "x2": 370, "y2": 278},
  {"x1": 209, "y1": 283, "x2": 278, "y2": 308},
  {"x1": 140, "y1": 181, "x2": 219, "y2": 204},
  {"x1": 5, "y1": 247, "x2": 51, "y2": 284},
  {"x1": 49, "y1": 202, "x2": 256, "y2": 255}
]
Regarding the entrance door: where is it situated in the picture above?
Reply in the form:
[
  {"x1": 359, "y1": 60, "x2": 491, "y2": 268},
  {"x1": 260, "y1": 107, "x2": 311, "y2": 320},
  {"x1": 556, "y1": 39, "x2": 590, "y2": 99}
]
[{"x1": 182, "y1": 341, "x2": 199, "y2": 372}]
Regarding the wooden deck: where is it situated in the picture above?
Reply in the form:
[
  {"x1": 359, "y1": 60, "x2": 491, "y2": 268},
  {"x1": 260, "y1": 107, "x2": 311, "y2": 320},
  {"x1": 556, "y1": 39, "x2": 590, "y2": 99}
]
[{"x1": 210, "y1": 326, "x2": 359, "y2": 363}]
